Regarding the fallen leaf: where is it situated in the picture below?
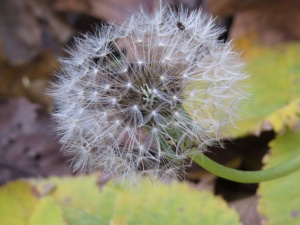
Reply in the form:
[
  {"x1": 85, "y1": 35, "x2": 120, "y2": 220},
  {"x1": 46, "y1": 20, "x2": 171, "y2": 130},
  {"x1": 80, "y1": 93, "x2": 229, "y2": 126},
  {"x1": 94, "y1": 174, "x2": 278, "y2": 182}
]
[
  {"x1": 230, "y1": 0, "x2": 300, "y2": 45},
  {"x1": 0, "y1": 0, "x2": 42, "y2": 66},
  {"x1": 52, "y1": 0, "x2": 199, "y2": 24},
  {"x1": 230, "y1": 196, "x2": 262, "y2": 225},
  {"x1": 0, "y1": 98, "x2": 71, "y2": 184}
]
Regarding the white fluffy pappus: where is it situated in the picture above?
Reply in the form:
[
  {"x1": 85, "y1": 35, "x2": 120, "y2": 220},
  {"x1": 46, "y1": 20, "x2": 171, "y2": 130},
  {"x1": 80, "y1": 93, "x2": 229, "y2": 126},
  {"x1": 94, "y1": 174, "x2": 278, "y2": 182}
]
[{"x1": 49, "y1": 4, "x2": 247, "y2": 182}]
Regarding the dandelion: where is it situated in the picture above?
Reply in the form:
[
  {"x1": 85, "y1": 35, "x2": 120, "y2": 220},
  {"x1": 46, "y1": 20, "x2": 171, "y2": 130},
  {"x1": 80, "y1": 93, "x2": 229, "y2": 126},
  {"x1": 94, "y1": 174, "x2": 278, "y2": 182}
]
[{"x1": 49, "y1": 4, "x2": 247, "y2": 182}]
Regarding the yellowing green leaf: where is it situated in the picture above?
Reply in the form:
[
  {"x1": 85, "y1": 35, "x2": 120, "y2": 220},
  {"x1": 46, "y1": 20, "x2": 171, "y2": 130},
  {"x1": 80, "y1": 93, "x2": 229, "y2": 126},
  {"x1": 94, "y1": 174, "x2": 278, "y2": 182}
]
[
  {"x1": 230, "y1": 41, "x2": 300, "y2": 138},
  {"x1": 266, "y1": 98, "x2": 300, "y2": 133},
  {"x1": 60, "y1": 205, "x2": 105, "y2": 225},
  {"x1": 30, "y1": 175, "x2": 241, "y2": 225},
  {"x1": 29, "y1": 174, "x2": 103, "y2": 215},
  {"x1": 28, "y1": 197, "x2": 64, "y2": 225},
  {"x1": 0, "y1": 174, "x2": 241, "y2": 225},
  {"x1": 108, "y1": 180, "x2": 240, "y2": 225},
  {"x1": 258, "y1": 130, "x2": 300, "y2": 225},
  {"x1": 0, "y1": 181, "x2": 38, "y2": 225}
]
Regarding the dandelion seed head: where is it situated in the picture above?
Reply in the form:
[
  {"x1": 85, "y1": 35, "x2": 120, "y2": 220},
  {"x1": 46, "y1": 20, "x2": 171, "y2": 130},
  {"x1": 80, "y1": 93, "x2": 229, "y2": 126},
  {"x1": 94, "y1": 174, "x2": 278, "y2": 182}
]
[{"x1": 49, "y1": 4, "x2": 247, "y2": 182}]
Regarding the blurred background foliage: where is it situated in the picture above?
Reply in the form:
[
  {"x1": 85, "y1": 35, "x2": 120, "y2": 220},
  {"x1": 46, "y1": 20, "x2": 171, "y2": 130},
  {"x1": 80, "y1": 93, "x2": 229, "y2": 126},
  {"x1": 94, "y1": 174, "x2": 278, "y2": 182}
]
[{"x1": 0, "y1": 0, "x2": 300, "y2": 224}]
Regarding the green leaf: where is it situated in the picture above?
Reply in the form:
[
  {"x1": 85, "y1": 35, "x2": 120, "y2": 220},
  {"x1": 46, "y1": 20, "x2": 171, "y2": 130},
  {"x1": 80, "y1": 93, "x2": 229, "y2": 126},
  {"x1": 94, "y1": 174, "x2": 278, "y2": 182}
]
[
  {"x1": 258, "y1": 130, "x2": 300, "y2": 224},
  {"x1": 230, "y1": 41, "x2": 300, "y2": 138}
]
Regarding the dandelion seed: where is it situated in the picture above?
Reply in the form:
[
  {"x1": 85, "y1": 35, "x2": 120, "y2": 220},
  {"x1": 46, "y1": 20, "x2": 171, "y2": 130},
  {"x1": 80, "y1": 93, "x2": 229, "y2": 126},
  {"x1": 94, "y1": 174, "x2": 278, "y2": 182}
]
[{"x1": 49, "y1": 3, "x2": 247, "y2": 182}]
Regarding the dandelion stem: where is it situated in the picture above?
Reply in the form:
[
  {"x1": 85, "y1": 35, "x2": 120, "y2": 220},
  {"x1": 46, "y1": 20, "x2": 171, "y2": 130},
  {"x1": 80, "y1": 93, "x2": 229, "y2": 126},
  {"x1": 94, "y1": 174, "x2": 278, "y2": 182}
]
[{"x1": 191, "y1": 153, "x2": 300, "y2": 183}]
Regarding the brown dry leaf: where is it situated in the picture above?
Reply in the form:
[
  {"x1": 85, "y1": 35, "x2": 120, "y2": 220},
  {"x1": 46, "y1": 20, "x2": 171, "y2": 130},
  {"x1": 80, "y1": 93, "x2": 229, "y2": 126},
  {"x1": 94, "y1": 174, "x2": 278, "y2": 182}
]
[
  {"x1": 230, "y1": 196, "x2": 263, "y2": 225},
  {"x1": 52, "y1": 0, "x2": 155, "y2": 24},
  {"x1": 0, "y1": 0, "x2": 42, "y2": 66},
  {"x1": 28, "y1": 0, "x2": 74, "y2": 45},
  {"x1": 0, "y1": 0, "x2": 73, "y2": 66},
  {"x1": 229, "y1": 0, "x2": 300, "y2": 45},
  {"x1": 52, "y1": 0, "x2": 199, "y2": 24},
  {"x1": 0, "y1": 98, "x2": 71, "y2": 184},
  {"x1": 0, "y1": 51, "x2": 58, "y2": 107},
  {"x1": 207, "y1": 0, "x2": 261, "y2": 16}
]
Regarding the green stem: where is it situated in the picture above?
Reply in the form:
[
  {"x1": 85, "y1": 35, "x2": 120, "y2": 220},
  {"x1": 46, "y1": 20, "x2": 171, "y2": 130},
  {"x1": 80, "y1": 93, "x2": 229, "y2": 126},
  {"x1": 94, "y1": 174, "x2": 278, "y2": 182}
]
[{"x1": 191, "y1": 153, "x2": 300, "y2": 183}]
